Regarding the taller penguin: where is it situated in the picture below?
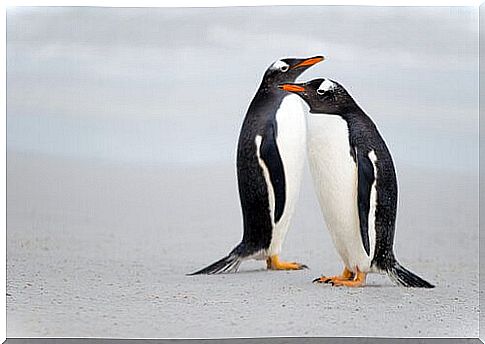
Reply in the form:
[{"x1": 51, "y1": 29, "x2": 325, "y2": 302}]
[{"x1": 190, "y1": 56, "x2": 324, "y2": 274}]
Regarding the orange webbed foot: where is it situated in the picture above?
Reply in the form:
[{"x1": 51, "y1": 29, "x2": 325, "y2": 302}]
[
  {"x1": 313, "y1": 268, "x2": 366, "y2": 288},
  {"x1": 266, "y1": 255, "x2": 308, "y2": 270},
  {"x1": 313, "y1": 267, "x2": 353, "y2": 284}
]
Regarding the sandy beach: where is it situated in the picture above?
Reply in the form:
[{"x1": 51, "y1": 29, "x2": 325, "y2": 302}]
[{"x1": 6, "y1": 150, "x2": 478, "y2": 338}]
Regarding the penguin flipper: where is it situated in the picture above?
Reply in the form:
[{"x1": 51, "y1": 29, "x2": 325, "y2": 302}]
[
  {"x1": 355, "y1": 148, "x2": 374, "y2": 256},
  {"x1": 259, "y1": 124, "x2": 286, "y2": 223}
]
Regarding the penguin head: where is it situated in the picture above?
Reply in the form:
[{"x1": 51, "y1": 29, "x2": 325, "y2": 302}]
[
  {"x1": 262, "y1": 56, "x2": 324, "y2": 86},
  {"x1": 278, "y1": 78, "x2": 357, "y2": 115}
]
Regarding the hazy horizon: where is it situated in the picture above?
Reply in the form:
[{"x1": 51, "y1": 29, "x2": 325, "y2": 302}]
[{"x1": 7, "y1": 6, "x2": 478, "y2": 173}]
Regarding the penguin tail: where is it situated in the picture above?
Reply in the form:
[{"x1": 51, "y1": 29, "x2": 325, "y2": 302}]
[
  {"x1": 387, "y1": 261, "x2": 435, "y2": 288},
  {"x1": 187, "y1": 244, "x2": 247, "y2": 275}
]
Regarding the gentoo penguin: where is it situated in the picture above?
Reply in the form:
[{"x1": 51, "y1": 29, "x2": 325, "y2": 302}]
[
  {"x1": 278, "y1": 78, "x2": 434, "y2": 288},
  {"x1": 190, "y1": 56, "x2": 324, "y2": 275}
]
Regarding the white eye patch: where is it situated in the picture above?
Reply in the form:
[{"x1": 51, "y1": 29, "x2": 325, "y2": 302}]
[
  {"x1": 318, "y1": 79, "x2": 336, "y2": 93},
  {"x1": 271, "y1": 60, "x2": 289, "y2": 70}
]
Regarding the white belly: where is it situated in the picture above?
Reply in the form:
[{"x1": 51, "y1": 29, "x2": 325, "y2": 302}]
[
  {"x1": 266, "y1": 94, "x2": 307, "y2": 255},
  {"x1": 307, "y1": 113, "x2": 372, "y2": 272}
]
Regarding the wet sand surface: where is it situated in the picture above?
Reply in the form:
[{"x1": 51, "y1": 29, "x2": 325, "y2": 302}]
[{"x1": 7, "y1": 151, "x2": 478, "y2": 338}]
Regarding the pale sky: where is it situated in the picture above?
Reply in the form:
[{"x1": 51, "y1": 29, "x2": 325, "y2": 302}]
[{"x1": 6, "y1": 6, "x2": 478, "y2": 171}]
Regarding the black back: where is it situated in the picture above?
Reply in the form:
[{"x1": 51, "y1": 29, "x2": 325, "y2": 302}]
[
  {"x1": 347, "y1": 112, "x2": 398, "y2": 270},
  {"x1": 237, "y1": 88, "x2": 286, "y2": 252}
]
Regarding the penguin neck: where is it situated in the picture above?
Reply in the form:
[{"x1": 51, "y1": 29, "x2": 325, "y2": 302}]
[
  {"x1": 252, "y1": 82, "x2": 286, "y2": 103},
  {"x1": 257, "y1": 81, "x2": 279, "y2": 95},
  {"x1": 310, "y1": 103, "x2": 365, "y2": 120},
  {"x1": 246, "y1": 84, "x2": 287, "y2": 119},
  {"x1": 338, "y1": 98, "x2": 364, "y2": 117},
  {"x1": 258, "y1": 74, "x2": 298, "y2": 95}
]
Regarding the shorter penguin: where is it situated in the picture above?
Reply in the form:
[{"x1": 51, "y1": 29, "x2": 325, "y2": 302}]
[{"x1": 278, "y1": 79, "x2": 434, "y2": 288}]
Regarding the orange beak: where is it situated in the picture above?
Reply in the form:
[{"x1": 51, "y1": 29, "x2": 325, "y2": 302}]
[
  {"x1": 291, "y1": 56, "x2": 324, "y2": 69},
  {"x1": 278, "y1": 84, "x2": 306, "y2": 93}
]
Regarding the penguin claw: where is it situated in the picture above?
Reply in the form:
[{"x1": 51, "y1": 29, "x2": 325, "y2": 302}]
[
  {"x1": 312, "y1": 276, "x2": 330, "y2": 283},
  {"x1": 313, "y1": 276, "x2": 349, "y2": 285}
]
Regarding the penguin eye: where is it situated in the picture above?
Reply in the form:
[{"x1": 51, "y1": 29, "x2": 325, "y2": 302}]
[
  {"x1": 317, "y1": 89, "x2": 325, "y2": 95},
  {"x1": 280, "y1": 65, "x2": 289, "y2": 72}
]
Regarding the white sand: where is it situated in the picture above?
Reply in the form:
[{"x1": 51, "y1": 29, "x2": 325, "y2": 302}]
[{"x1": 7, "y1": 151, "x2": 478, "y2": 338}]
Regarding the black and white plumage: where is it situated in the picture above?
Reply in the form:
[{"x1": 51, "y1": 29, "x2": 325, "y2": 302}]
[
  {"x1": 279, "y1": 79, "x2": 434, "y2": 288},
  {"x1": 190, "y1": 56, "x2": 324, "y2": 275}
]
